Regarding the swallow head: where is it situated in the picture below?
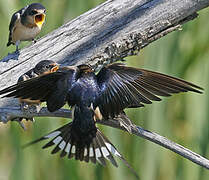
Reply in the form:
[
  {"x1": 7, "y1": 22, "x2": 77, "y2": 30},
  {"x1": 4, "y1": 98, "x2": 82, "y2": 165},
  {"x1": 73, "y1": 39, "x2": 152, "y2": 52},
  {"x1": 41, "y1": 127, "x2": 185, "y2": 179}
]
[
  {"x1": 24, "y1": 3, "x2": 46, "y2": 28},
  {"x1": 34, "y1": 60, "x2": 59, "y2": 75}
]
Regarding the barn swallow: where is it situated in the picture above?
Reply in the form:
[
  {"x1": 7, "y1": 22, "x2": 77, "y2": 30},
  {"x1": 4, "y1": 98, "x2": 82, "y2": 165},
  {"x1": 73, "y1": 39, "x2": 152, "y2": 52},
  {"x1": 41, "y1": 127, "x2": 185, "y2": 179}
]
[
  {"x1": 15, "y1": 60, "x2": 59, "y2": 129},
  {"x1": 18, "y1": 60, "x2": 59, "y2": 108},
  {"x1": 0, "y1": 63, "x2": 203, "y2": 177},
  {"x1": 7, "y1": 3, "x2": 46, "y2": 52}
]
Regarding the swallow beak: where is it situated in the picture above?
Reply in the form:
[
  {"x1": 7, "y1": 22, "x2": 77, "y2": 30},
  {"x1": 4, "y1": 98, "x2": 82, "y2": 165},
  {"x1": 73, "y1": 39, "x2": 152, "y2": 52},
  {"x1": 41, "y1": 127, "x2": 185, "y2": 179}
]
[
  {"x1": 34, "y1": 13, "x2": 45, "y2": 28},
  {"x1": 50, "y1": 63, "x2": 59, "y2": 72}
]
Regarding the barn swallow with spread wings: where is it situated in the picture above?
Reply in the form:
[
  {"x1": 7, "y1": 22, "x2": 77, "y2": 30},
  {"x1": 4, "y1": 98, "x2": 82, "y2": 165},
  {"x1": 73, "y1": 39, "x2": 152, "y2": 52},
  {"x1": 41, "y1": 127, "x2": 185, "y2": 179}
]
[
  {"x1": 15, "y1": 60, "x2": 59, "y2": 127},
  {"x1": 7, "y1": 3, "x2": 46, "y2": 52},
  {"x1": 0, "y1": 63, "x2": 203, "y2": 178}
]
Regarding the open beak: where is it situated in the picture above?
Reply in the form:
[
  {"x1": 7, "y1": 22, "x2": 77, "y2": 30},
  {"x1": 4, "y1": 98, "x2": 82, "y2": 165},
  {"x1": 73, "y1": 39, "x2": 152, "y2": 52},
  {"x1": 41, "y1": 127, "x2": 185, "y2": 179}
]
[
  {"x1": 34, "y1": 13, "x2": 46, "y2": 28},
  {"x1": 50, "y1": 64, "x2": 60, "y2": 73}
]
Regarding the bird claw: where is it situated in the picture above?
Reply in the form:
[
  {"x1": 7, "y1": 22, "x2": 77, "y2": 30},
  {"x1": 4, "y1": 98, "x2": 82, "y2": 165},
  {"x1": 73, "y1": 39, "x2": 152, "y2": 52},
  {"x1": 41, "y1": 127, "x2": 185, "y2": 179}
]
[
  {"x1": 10, "y1": 116, "x2": 35, "y2": 131},
  {"x1": 20, "y1": 103, "x2": 29, "y2": 111},
  {"x1": 3, "y1": 103, "x2": 39, "y2": 130},
  {"x1": 20, "y1": 102, "x2": 41, "y2": 114},
  {"x1": 15, "y1": 49, "x2": 19, "y2": 54},
  {"x1": 10, "y1": 117, "x2": 27, "y2": 130},
  {"x1": 32, "y1": 39, "x2": 37, "y2": 44},
  {"x1": 25, "y1": 117, "x2": 35, "y2": 122}
]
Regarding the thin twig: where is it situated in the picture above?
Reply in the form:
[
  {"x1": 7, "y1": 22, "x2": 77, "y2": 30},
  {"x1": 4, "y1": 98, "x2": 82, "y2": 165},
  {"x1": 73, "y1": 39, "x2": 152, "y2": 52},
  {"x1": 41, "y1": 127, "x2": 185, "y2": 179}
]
[{"x1": 0, "y1": 106, "x2": 208, "y2": 170}]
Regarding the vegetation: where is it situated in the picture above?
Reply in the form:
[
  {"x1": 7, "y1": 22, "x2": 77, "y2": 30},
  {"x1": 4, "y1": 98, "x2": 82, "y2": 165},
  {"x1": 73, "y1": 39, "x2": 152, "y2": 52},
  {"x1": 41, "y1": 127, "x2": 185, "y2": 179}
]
[{"x1": 0, "y1": 0, "x2": 208, "y2": 180}]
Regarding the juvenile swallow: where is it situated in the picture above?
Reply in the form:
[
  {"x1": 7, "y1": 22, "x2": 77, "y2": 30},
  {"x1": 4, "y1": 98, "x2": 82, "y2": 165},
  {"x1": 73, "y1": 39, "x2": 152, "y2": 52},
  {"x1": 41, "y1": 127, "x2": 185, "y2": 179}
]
[
  {"x1": 15, "y1": 60, "x2": 59, "y2": 128},
  {"x1": 7, "y1": 3, "x2": 46, "y2": 52},
  {"x1": 0, "y1": 63, "x2": 203, "y2": 177},
  {"x1": 18, "y1": 60, "x2": 59, "y2": 108}
]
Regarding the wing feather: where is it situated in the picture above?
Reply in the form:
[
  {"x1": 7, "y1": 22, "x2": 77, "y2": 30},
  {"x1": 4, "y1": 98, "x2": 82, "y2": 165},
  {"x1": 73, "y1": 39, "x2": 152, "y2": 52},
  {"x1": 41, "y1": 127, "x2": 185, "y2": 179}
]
[
  {"x1": 0, "y1": 71, "x2": 71, "y2": 112},
  {"x1": 95, "y1": 63, "x2": 203, "y2": 118}
]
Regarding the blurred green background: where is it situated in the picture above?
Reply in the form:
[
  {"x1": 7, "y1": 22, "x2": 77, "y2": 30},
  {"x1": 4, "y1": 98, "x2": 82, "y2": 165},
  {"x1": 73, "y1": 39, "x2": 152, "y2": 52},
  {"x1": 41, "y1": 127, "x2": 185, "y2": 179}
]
[{"x1": 0, "y1": 0, "x2": 209, "y2": 180}]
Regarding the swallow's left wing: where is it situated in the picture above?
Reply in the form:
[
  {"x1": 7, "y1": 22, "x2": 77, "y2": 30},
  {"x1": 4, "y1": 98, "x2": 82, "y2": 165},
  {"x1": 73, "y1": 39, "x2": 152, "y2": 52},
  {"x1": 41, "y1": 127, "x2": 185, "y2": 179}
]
[{"x1": 95, "y1": 63, "x2": 203, "y2": 119}]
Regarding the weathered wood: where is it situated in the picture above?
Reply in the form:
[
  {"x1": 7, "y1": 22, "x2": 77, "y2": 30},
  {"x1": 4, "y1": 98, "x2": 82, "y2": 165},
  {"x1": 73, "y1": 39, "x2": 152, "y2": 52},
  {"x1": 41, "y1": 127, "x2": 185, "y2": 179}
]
[{"x1": 1, "y1": 0, "x2": 209, "y2": 107}]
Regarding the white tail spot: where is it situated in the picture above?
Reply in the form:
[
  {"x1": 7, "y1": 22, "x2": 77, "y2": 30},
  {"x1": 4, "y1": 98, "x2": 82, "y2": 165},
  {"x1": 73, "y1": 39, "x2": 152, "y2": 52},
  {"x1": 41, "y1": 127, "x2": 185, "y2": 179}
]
[
  {"x1": 89, "y1": 147, "x2": 94, "y2": 157},
  {"x1": 95, "y1": 148, "x2": 102, "y2": 158},
  {"x1": 101, "y1": 147, "x2": 109, "y2": 157},
  {"x1": 105, "y1": 142, "x2": 121, "y2": 157},
  {"x1": 71, "y1": 145, "x2": 76, "y2": 153},
  {"x1": 65, "y1": 143, "x2": 71, "y2": 153},
  {"x1": 53, "y1": 136, "x2": 62, "y2": 145},
  {"x1": 84, "y1": 148, "x2": 88, "y2": 156},
  {"x1": 59, "y1": 141, "x2": 66, "y2": 150},
  {"x1": 45, "y1": 131, "x2": 61, "y2": 139}
]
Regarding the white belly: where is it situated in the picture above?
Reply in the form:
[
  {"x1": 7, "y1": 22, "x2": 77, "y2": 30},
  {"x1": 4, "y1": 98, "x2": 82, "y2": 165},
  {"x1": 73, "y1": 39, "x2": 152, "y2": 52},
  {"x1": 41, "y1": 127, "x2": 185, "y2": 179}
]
[{"x1": 12, "y1": 22, "x2": 41, "y2": 42}]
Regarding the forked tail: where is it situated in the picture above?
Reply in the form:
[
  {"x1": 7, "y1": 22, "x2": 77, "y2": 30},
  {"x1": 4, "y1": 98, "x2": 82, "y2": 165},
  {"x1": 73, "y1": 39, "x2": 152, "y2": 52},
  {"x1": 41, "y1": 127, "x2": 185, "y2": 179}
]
[{"x1": 23, "y1": 122, "x2": 139, "y2": 179}]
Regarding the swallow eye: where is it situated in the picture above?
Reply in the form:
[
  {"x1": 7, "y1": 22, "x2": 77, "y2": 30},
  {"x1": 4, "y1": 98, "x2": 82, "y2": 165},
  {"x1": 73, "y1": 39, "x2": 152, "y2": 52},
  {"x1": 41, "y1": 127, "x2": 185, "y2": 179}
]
[
  {"x1": 46, "y1": 65, "x2": 50, "y2": 69},
  {"x1": 30, "y1": 10, "x2": 37, "y2": 15}
]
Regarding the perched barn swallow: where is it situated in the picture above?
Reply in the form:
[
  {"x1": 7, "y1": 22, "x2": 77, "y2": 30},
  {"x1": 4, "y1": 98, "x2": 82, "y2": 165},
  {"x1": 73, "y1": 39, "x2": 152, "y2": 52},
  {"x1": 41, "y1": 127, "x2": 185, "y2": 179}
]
[
  {"x1": 0, "y1": 63, "x2": 203, "y2": 177},
  {"x1": 15, "y1": 60, "x2": 59, "y2": 128},
  {"x1": 7, "y1": 3, "x2": 46, "y2": 52}
]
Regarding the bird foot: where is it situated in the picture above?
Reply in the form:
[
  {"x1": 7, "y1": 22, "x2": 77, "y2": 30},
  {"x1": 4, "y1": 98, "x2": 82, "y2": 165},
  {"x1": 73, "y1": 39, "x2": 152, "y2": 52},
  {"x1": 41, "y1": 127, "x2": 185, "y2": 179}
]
[
  {"x1": 20, "y1": 103, "x2": 29, "y2": 111},
  {"x1": 9, "y1": 103, "x2": 41, "y2": 130},
  {"x1": 32, "y1": 39, "x2": 37, "y2": 44},
  {"x1": 10, "y1": 117, "x2": 27, "y2": 131},
  {"x1": 15, "y1": 49, "x2": 19, "y2": 54},
  {"x1": 10, "y1": 115, "x2": 35, "y2": 131},
  {"x1": 20, "y1": 103, "x2": 41, "y2": 122},
  {"x1": 20, "y1": 103, "x2": 41, "y2": 114}
]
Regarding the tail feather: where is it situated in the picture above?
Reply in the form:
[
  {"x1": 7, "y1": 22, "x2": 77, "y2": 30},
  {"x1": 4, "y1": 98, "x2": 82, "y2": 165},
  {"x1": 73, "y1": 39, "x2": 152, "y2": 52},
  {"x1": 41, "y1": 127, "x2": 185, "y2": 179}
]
[
  {"x1": 7, "y1": 32, "x2": 13, "y2": 47},
  {"x1": 96, "y1": 130, "x2": 118, "y2": 167},
  {"x1": 23, "y1": 122, "x2": 139, "y2": 179},
  {"x1": 88, "y1": 143, "x2": 96, "y2": 164},
  {"x1": 83, "y1": 146, "x2": 90, "y2": 163},
  {"x1": 93, "y1": 137, "x2": 106, "y2": 166}
]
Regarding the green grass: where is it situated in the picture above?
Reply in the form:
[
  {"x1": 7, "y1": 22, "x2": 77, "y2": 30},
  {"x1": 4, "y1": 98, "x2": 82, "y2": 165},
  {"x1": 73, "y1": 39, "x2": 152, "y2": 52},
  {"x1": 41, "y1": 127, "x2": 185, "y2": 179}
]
[{"x1": 0, "y1": 0, "x2": 209, "y2": 180}]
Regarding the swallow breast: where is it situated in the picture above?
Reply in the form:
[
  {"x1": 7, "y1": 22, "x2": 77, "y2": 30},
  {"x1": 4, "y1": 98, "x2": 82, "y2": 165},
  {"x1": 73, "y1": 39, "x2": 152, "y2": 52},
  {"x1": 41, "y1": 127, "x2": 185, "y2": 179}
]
[{"x1": 12, "y1": 19, "x2": 41, "y2": 42}]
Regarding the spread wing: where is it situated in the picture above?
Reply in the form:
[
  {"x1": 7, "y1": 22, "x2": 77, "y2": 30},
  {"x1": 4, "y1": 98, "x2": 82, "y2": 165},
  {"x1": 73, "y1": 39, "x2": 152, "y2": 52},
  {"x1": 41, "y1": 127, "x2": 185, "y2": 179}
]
[
  {"x1": 95, "y1": 63, "x2": 203, "y2": 118},
  {"x1": 0, "y1": 71, "x2": 70, "y2": 112}
]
